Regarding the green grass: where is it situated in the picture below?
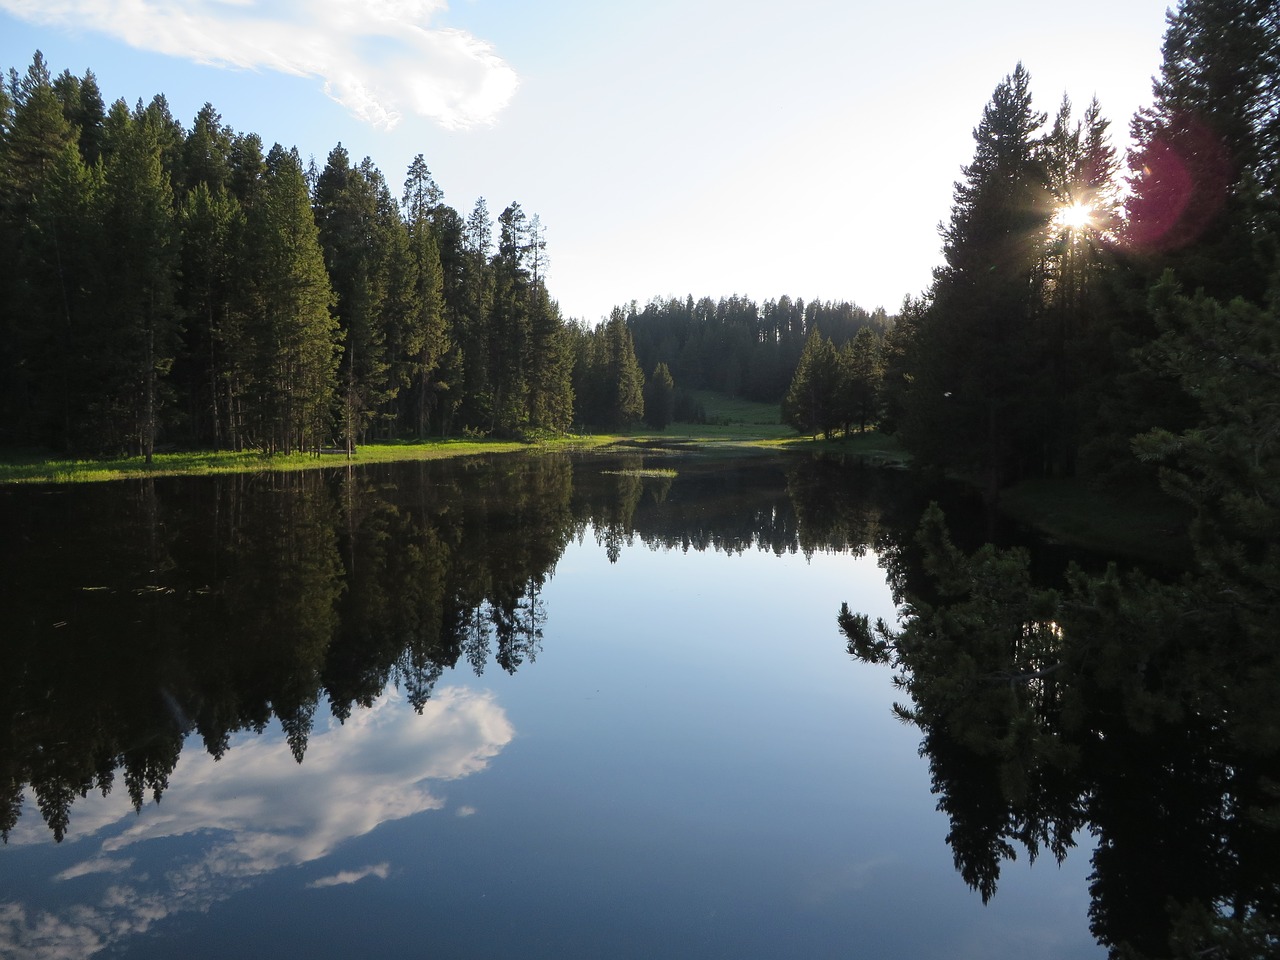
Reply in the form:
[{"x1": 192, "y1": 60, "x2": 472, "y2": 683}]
[
  {"x1": 0, "y1": 437, "x2": 615, "y2": 485},
  {"x1": 0, "y1": 391, "x2": 906, "y2": 484},
  {"x1": 601, "y1": 468, "x2": 679, "y2": 478}
]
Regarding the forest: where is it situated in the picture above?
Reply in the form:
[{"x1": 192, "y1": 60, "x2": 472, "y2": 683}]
[{"x1": 0, "y1": 55, "x2": 679, "y2": 457}]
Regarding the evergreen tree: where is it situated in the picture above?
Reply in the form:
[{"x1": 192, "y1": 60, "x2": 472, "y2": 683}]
[
  {"x1": 525, "y1": 283, "x2": 574, "y2": 433},
  {"x1": 782, "y1": 328, "x2": 841, "y2": 439},
  {"x1": 840, "y1": 325, "x2": 883, "y2": 434},
  {"x1": 1125, "y1": 0, "x2": 1280, "y2": 303},
  {"x1": 313, "y1": 145, "x2": 393, "y2": 446},
  {"x1": 0, "y1": 52, "x2": 99, "y2": 448},
  {"x1": 901, "y1": 64, "x2": 1053, "y2": 499},
  {"x1": 386, "y1": 162, "x2": 448, "y2": 437},
  {"x1": 178, "y1": 181, "x2": 245, "y2": 447},
  {"x1": 94, "y1": 100, "x2": 180, "y2": 461},
  {"x1": 878, "y1": 295, "x2": 925, "y2": 436},
  {"x1": 182, "y1": 103, "x2": 233, "y2": 197},
  {"x1": 605, "y1": 307, "x2": 645, "y2": 429},
  {"x1": 643, "y1": 361, "x2": 676, "y2": 430},
  {"x1": 1039, "y1": 95, "x2": 1123, "y2": 477},
  {"x1": 243, "y1": 144, "x2": 340, "y2": 453},
  {"x1": 488, "y1": 201, "x2": 532, "y2": 433}
]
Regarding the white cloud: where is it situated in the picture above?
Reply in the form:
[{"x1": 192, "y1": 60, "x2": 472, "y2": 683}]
[
  {"x1": 307, "y1": 862, "x2": 391, "y2": 888},
  {"x1": 0, "y1": 0, "x2": 518, "y2": 129},
  {"x1": 54, "y1": 857, "x2": 136, "y2": 882}
]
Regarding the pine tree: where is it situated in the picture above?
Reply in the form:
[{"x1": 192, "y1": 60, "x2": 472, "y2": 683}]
[
  {"x1": 643, "y1": 361, "x2": 676, "y2": 430},
  {"x1": 606, "y1": 307, "x2": 645, "y2": 429},
  {"x1": 525, "y1": 284, "x2": 574, "y2": 433},
  {"x1": 488, "y1": 201, "x2": 532, "y2": 433},
  {"x1": 313, "y1": 145, "x2": 394, "y2": 446},
  {"x1": 1126, "y1": 0, "x2": 1280, "y2": 303},
  {"x1": 783, "y1": 328, "x2": 841, "y2": 439},
  {"x1": 243, "y1": 144, "x2": 340, "y2": 453},
  {"x1": 178, "y1": 181, "x2": 245, "y2": 447},
  {"x1": 841, "y1": 325, "x2": 883, "y2": 434},
  {"x1": 0, "y1": 53, "x2": 100, "y2": 448},
  {"x1": 95, "y1": 100, "x2": 180, "y2": 461},
  {"x1": 901, "y1": 64, "x2": 1053, "y2": 498}
]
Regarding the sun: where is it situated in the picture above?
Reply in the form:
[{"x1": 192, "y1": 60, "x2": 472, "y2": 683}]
[{"x1": 1054, "y1": 201, "x2": 1094, "y2": 232}]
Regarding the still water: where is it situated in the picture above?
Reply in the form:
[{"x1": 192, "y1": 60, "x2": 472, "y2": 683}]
[{"x1": 0, "y1": 451, "x2": 1099, "y2": 958}]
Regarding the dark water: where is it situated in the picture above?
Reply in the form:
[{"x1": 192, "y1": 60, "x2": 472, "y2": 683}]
[{"x1": 1, "y1": 451, "x2": 1102, "y2": 958}]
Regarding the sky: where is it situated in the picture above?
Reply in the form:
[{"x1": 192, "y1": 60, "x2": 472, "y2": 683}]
[{"x1": 0, "y1": 0, "x2": 1175, "y2": 323}]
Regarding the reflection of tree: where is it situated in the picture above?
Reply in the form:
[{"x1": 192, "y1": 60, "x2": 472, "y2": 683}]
[
  {"x1": 1, "y1": 449, "x2": 906, "y2": 843},
  {"x1": 842, "y1": 504, "x2": 1280, "y2": 958}
]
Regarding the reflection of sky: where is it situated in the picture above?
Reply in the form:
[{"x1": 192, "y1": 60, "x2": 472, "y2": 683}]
[
  {"x1": 0, "y1": 687, "x2": 512, "y2": 959},
  {"x1": 0, "y1": 528, "x2": 1101, "y2": 960}
]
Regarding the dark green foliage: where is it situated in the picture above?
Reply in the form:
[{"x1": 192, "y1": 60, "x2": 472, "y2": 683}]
[
  {"x1": 839, "y1": 326, "x2": 883, "y2": 434},
  {"x1": 782, "y1": 328, "x2": 842, "y2": 438},
  {"x1": 626, "y1": 293, "x2": 883, "y2": 406},
  {"x1": 899, "y1": 65, "x2": 1055, "y2": 498},
  {"x1": 94, "y1": 100, "x2": 181, "y2": 461},
  {"x1": 570, "y1": 308, "x2": 645, "y2": 430},
  {"x1": 0, "y1": 52, "x2": 588, "y2": 453},
  {"x1": 642, "y1": 361, "x2": 675, "y2": 430},
  {"x1": 1126, "y1": 0, "x2": 1279, "y2": 303}
]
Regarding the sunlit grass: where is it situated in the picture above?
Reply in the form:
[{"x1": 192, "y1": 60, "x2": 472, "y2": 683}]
[
  {"x1": 0, "y1": 438, "x2": 615, "y2": 485},
  {"x1": 0, "y1": 392, "x2": 900, "y2": 484},
  {"x1": 601, "y1": 468, "x2": 678, "y2": 479}
]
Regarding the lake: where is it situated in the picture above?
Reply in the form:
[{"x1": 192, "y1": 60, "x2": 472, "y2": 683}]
[{"x1": 1, "y1": 450, "x2": 1107, "y2": 958}]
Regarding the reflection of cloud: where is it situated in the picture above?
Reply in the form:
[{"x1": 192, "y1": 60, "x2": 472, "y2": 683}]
[
  {"x1": 455, "y1": 805, "x2": 477, "y2": 817},
  {"x1": 0, "y1": 0, "x2": 518, "y2": 129},
  {"x1": 0, "y1": 687, "x2": 512, "y2": 958},
  {"x1": 54, "y1": 857, "x2": 136, "y2": 881},
  {"x1": 307, "y1": 862, "x2": 391, "y2": 888}
]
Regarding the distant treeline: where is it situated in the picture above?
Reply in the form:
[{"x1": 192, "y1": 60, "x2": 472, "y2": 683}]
[
  {"x1": 0, "y1": 52, "x2": 661, "y2": 458},
  {"x1": 623, "y1": 294, "x2": 888, "y2": 405}
]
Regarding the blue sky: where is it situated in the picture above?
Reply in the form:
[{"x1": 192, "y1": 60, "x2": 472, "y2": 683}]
[{"x1": 0, "y1": 0, "x2": 1172, "y2": 322}]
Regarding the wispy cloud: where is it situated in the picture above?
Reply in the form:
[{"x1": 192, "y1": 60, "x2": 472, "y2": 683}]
[
  {"x1": 307, "y1": 862, "x2": 391, "y2": 888},
  {"x1": 0, "y1": 0, "x2": 518, "y2": 129},
  {"x1": 54, "y1": 857, "x2": 136, "y2": 882}
]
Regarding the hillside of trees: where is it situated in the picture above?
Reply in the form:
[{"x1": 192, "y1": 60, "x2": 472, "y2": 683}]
[
  {"x1": 0, "y1": 53, "x2": 661, "y2": 458},
  {"x1": 624, "y1": 294, "x2": 887, "y2": 405}
]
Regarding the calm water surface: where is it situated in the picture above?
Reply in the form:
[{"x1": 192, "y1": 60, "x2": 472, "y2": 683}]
[{"x1": 0, "y1": 452, "x2": 1099, "y2": 958}]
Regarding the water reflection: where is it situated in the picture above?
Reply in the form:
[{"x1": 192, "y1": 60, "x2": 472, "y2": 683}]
[
  {"x1": 0, "y1": 452, "x2": 908, "y2": 846},
  {"x1": 843, "y1": 504, "x2": 1280, "y2": 958},
  {"x1": 4, "y1": 449, "x2": 1197, "y2": 958},
  {"x1": 1, "y1": 687, "x2": 511, "y2": 957}
]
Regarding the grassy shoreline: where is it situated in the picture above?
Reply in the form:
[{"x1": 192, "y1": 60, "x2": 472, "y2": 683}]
[
  {"x1": 0, "y1": 392, "x2": 901, "y2": 485},
  {"x1": 0, "y1": 438, "x2": 572, "y2": 484},
  {"x1": 0, "y1": 430, "x2": 903, "y2": 485},
  {"x1": 0, "y1": 387, "x2": 1182, "y2": 566}
]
